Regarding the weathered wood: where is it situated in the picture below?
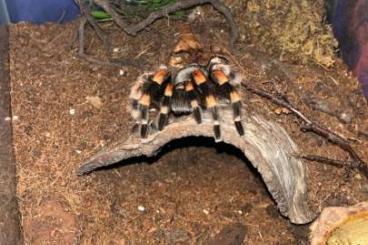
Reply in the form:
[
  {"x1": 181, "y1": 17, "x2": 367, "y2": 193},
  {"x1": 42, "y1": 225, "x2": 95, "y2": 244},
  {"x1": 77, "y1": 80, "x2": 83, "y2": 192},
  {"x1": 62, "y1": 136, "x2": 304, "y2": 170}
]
[
  {"x1": 0, "y1": 25, "x2": 22, "y2": 245},
  {"x1": 79, "y1": 108, "x2": 315, "y2": 224}
]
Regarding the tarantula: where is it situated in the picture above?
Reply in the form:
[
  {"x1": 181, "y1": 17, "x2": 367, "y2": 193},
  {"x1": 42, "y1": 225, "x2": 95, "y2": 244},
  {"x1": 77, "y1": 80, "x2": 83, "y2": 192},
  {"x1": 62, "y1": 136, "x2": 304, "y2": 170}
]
[{"x1": 129, "y1": 56, "x2": 244, "y2": 141}]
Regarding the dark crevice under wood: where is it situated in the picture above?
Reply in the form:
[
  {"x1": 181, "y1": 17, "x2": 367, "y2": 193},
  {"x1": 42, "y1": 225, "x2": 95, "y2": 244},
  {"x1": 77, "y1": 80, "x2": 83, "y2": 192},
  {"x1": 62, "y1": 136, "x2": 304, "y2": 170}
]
[
  {"x1": 79, "y1": 109, "x2": 315, "y2": 224},
  {"x1": 0, "y1": 25, "x2": 22, "y2": 245}
]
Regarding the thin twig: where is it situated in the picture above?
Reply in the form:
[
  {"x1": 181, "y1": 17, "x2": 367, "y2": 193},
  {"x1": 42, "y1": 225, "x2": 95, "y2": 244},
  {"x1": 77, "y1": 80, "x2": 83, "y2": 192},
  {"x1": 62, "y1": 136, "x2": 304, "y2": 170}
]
[
  {"x1": 358, "y1": 130, "x2": 368, "y2": 139},
  {"x1": 79, "y1": 1, "x2": 112, "y2": 54},
  {"x1": 92, "y1": 0, "x2": 128, "y2": 30},
  {"x1": 299, "y1": 154, "x2": 354, "y2": 181},
  {"x1": 303, "y1": 95, "x2": 353, "y2": 124},
  {"x1": 78, "y1": 16, "x2": 145, "y2": 67},
  {"x1": 87, "y1": 15, "x2": 112, "y2": 54},
  {"x1": 78, "y1": 16, "x2": 122, "y2": 67},
  {"x1": 242, "y1": 83, "x2": 368, "y2": 178},
  {"x1": 78, "y1": 17, "x2": 87, "y2": 57},
  {"x1": 298, "y1": 155, "x2": 353, "y2": 169},
  {"x1": 243, "y1": 83, "x2": 312, "y2": 123}
]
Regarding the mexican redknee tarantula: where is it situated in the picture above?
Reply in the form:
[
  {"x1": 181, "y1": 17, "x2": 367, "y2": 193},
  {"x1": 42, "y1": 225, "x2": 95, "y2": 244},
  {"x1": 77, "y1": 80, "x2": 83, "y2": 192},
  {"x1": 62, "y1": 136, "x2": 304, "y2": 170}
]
[{"x1": 129, "y1": 56, "x2": 244, "y2": 141}]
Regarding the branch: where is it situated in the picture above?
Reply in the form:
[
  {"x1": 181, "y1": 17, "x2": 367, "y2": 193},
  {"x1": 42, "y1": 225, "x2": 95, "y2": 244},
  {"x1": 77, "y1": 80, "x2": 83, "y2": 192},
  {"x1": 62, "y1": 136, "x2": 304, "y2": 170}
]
[
  {"x1": 77, "y1": 16, "x2": 144, "y2": 67},
  {"x1": 77, "y1": 16, "x2": 119, "y2": 67},
  {"x1": 298, "y1": 155, "x2": 353, "y2": 169},
  {"x1": 242, "y1": 83, "x2": 368, "y2": 178},
  {"x1": 92, "y1": 0, "x2": 128, "y2": 30},
  {"x1": 243, "y1": 83, "x2": 312, "y2": 123},
  {"x1": 93, "y1": 0, "x2": 239, "y2": 48}
]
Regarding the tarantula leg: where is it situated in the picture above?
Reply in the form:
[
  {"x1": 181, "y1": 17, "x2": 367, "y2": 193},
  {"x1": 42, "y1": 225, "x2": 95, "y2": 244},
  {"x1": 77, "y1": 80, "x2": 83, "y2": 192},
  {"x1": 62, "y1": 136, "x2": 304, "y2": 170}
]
[
  {"x1": 211, "y1": 69, "x2": 244, "y2": 136},
  {"x1": 138, "y1": 83, "x2": 160, "y2": 138},
  {"x1": 185, "y1": 81, "x2": 202, "y2": 124},
  {"x1": 233, "y1": 105, "x2": 244, "y2": 135},
  {"x1": 143, "y1": 68, "x2": 170, "y2": 101},
  {"x1": 192, "y1": 68, "x2": 221, "y2": 140},
  {"x1": 192, "y1": 69, "x2": 210, "y2": 95},
  {"x1": 224, "y1": 84, "x2": 244, "y2": 136},
  {"x1": 139, "y1": 94, "x2": 151, "y2": 138},
  {"x1": 137, "y1": 66, "x2": 171, "y2": 138},
  {"x1": 206, "y1": 95, "x2": 221, "y2": 141},
  {"x1": 129, "y1": 81, "x2": 143, "y2": 120},
  {"x1": 158, "y1": 83, "x2": 174, "y2": 130},
  {"x1": 230, "y1": 91, "x2": 244, "y2": 136}
]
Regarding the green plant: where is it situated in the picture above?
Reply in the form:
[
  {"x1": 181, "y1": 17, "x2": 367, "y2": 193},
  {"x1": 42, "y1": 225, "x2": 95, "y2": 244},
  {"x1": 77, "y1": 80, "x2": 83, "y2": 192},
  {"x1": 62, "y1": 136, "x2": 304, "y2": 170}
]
[{"x1": 87, "y1": 0, "x2": 184, "y2": 21}]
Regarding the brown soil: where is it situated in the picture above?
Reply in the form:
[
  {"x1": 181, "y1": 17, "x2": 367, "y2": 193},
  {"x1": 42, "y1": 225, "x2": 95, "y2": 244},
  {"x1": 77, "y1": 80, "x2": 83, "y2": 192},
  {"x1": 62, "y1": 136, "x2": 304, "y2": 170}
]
[{"x1": 9, "y1": 7, "x2": 368, "y2": 245}]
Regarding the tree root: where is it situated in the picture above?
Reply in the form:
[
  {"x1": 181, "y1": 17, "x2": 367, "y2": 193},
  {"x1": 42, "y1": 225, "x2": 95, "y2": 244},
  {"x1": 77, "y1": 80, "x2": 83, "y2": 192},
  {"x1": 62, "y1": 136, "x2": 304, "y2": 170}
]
[
  {"x1": 77, "y1": 15, "x2": 145, "y2": 67},
  {"x1": 90, "y1": 0, "x2": 238, "y2": 48}
]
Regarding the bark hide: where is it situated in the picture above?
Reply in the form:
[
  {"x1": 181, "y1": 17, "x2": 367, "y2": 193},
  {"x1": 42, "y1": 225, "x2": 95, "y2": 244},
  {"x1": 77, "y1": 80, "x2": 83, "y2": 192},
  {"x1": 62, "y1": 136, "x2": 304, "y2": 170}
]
[{"x1": 79, "y1": 108, "x2": 315, "y2": 224}]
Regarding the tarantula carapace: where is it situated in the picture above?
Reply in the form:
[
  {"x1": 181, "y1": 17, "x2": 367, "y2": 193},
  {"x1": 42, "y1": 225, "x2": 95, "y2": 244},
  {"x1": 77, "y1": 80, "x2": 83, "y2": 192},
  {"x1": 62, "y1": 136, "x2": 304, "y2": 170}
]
[{"x1": 129, "y1": 56, "x2": 244, "y2": 141}]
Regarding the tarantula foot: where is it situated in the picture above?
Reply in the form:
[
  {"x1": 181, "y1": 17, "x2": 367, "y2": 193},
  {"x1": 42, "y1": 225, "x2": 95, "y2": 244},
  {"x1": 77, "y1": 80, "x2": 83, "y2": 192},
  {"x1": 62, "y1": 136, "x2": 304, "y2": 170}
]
[
  {"x1": 193, "y1": 107, "x2": 202, "y2": 124},
  {"x1": 214, "y1": 124, "x2": 222, "y2": 142},
  {"x1": 140, "y1": 124, "x2": 149, "y2": 138},
  {"x1": 158, "y1": 113, "x2": 168, "y2": 130},
  {"x1": 235, "y1": 121, "x2": 244, "y2": 136}
]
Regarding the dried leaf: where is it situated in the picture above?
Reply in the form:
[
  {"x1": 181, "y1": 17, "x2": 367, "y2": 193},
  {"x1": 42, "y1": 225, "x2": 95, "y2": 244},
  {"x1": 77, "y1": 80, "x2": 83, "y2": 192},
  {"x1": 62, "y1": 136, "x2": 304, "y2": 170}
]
[
  {"x1": 86, "y1": 96, "x2": 103, "y2": 109},
  {"x1": 274, "y1": 107, "x2": 291, "y2": 115}
]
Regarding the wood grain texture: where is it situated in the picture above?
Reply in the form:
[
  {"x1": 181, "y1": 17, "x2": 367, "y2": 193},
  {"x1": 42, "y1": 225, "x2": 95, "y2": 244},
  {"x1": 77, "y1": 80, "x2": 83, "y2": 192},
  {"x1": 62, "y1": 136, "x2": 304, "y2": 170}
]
[{"x1": 79, "y1": 108, "x2": 315, "y2": 224}]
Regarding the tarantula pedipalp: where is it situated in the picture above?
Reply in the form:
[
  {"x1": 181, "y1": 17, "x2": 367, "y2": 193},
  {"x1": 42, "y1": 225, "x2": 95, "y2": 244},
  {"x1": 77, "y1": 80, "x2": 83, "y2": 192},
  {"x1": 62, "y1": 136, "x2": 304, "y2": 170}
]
[{"x1": 129, "y1": 56, "x2": 244, "y2": 141}]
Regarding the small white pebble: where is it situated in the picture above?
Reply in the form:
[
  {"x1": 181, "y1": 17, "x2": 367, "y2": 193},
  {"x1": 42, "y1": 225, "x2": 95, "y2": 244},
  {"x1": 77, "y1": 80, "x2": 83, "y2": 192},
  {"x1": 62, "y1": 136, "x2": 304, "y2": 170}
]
[
  {"x1": 113, "y1": 47, "x2": 120, "y2": 53},
  {"x1": 203, "y1": 209, "x2": 209, "y2": 215},
  {"x1": 237, "y1": 210, "x2": 243, "y2": 215},
  {"x1": 69, "y1": 108, "x2": 75, "y2": 115},
  {"x1": 4, "y1": 117, "x2": 11, "y2": 121},
  {"x1": 355, "y1": 174, "x2": 362, "y2": 180},
  {"x1": 119, "y1": 69, "x2": 125, "y2": 76},
  {"x1": 75, "y1": 150, "x2": 82, "y2": 154},
  {"x1": 138, "y1": 205, "x2": 145, "y2": 212},
  {"x1": 12, "y1": 115, "x2": 19, "y2": 121}
]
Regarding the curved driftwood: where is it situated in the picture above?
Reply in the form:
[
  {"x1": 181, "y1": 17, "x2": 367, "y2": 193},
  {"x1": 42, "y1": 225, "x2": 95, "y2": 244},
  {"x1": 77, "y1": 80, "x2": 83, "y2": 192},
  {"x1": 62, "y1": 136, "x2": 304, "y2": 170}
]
[{"x1": 78, "y1": 108, "x2": 315, "y2": 224}]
